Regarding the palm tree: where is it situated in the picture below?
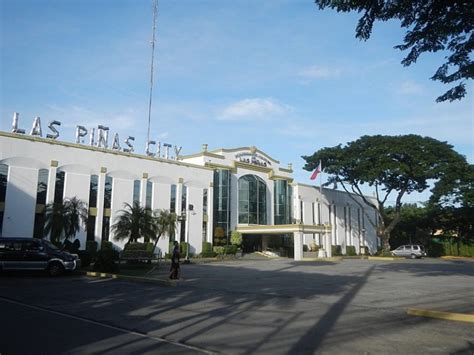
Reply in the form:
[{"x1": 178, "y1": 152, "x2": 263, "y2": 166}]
[
  {"x1": 150, "y1": 209, "x2": 177, "y2": 257},
  {"x1": 111, "y1": 201, "x2": 156, "y2": 245},
  {"x1": 44, "y1": 197, "x2": 88, "y2": 243}
]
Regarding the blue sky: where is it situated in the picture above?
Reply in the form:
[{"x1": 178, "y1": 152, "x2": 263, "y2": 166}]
[{"x1": 1, "y1": 0, "x2": 472, "y2": 204}]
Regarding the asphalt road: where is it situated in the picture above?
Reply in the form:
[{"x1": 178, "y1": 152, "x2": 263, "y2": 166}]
[{"x1": 1, "y1": 257, "x2": 473, "y2": 354}]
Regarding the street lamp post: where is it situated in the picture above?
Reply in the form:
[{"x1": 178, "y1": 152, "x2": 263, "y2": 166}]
[
  {"x1": 361, "y1": 228, "x2": 366, "y2": 255},
  {"x1": 184, "y1": 204, "x2": 194, "y2": 264}
]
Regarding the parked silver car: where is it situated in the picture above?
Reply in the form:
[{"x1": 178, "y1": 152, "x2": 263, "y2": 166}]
[{"x1": 391, "y1": 244, "x2": 427, "y2": 259}]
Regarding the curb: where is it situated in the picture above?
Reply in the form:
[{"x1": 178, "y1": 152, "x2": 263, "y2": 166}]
[
  {"x1": 368, "y1": 256, "x2": 402, "y2": 261},
  {"x1": 441, "y1": 256, "x2": 474, "y2": 261},
  {"x1": 300, "y1": 256, "x2": 343, "y2": 262},
  {"x1": 406, "y1": 308, "x2": 474, "y2": 323},
  {"x1": 85, "y1": 271, "x2": 177, "y2": 286}
]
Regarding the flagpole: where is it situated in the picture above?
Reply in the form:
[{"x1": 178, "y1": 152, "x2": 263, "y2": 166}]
[{"x1": 319, "y1": 160, "x2": 322, "y2": 195}]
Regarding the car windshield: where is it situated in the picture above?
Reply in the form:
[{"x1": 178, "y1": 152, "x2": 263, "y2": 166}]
[{"x1": 43, "y1": 240, "x2": 59, "y2": 250}]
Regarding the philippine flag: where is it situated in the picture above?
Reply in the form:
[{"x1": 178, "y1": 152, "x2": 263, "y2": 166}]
[{"x1": 310, "y1": 161, "x2": 322, "y2": 180}]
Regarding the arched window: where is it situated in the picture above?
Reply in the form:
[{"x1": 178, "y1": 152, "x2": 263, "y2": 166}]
[
  {"x1": 33, "y1": 169, "x2": 49, "y2": 238},
  {"x1": 133, "y1": 180, "x2": 141, "y2": 205},
  {"x1": 54, "y1": 171, "x2": 65, "y2": 203},
  {"x1": 238, "y1": 175, "x2": 267, "y2": 225},
  {"x1": 146, "y1": 180, "x2": 153, "y2": 209},
  {"x1": 87, "y1": 175, "x2": 99, "y2": 241},
  {"x1": 102, "y1": 175, "x2": 113, "y2": 241},
  {"x1": 274, "y1": 179, "x2": 292, "y2": 225}
]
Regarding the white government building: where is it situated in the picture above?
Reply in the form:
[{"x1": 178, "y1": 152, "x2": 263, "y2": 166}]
[{"x1": 0, "y1": 127, "x2": 379, "y2": 259}]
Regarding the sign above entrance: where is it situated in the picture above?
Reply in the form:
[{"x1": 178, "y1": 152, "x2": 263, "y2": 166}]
[{"x1": 235, "y1": 152, "x2": 271, "y2": 167}]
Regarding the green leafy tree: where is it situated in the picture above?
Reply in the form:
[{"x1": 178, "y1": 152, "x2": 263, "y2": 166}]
[
  {"x1": 314, "y1": 0, "x2": 473, "y2": 102},
  {"x1": 303, "y1": 134, "x2": 467, "y2": 251},
  {"x1": 111, "y1": 201, "x2": 156, "y2": 245},
  {"x1": 429, "y1": 163, "x2": 474, "y2": 243},
  {"x1": 44, "y1": 197, "x2": 88, "y2": 243},
  {"x1": 150, "y1": 209, "x2": 177, "y2": 257},
  {"x1": 385, "y1": 203, "x2": 433, "y2": 248}
]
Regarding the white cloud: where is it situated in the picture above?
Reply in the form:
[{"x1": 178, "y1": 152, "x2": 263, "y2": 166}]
[
  {"x1": 298, "y1": 65, "x2": 342, "y2": 79},
  {"x1": 218, "y1": 98, "x2": 291, "y2": 121},
  {"x1": 398, "y1": 80, "x2": 424, "y2": 95}
]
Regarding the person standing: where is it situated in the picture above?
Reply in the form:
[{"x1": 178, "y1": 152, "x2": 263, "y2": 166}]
[{"x1": 169, "y1": 240, "x2": 180, "y2": 279}]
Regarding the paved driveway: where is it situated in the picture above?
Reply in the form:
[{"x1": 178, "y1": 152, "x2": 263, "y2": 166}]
[{"x1": 1, "y1": 258, "x2": 473, "y2": 354}]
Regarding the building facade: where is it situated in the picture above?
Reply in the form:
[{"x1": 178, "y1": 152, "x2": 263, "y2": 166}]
[{"x1": 0, "y1": 131, "x2": 379, "y2": 259}]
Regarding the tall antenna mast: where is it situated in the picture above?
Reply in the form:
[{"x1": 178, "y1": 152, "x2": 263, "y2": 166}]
[{"x1": 146, "y1": 0, "x2": 158, "y2": 145}]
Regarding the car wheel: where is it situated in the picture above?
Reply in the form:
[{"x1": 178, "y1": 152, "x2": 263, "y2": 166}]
[
  {"x1": 410, "y1": 254, "x2": 416, "y2": 259},
  {"x1": 48, "y1": 262, "x2": 64, "y2": 276}
]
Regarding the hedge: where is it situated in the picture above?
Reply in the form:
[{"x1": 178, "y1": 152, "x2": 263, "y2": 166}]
[{"x1": 346, "y1": 246, "x2": 357, "y2": 256}]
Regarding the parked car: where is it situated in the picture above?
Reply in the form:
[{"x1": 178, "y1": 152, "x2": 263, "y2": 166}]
[
  {"x1": 390, "y1": 244, "x2": 427, "y2": 259},
  {"x1": 0, "y1": 237, "x2": 79, "y2": 276}
]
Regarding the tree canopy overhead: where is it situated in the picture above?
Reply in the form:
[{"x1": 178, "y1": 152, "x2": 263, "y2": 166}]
[
  {"x1": 302, "y1": 134, "x2": 468, "y2": 251},
  {"x1": 314, "y1": 0, "x2": 474, "y2": 102}
]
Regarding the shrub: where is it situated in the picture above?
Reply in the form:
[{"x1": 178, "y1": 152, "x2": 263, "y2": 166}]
[
  {"x1": 145, "y1": 242, "x2": 155, "y2": 254},
  {"x1": 77, "y1": 250, "x2": 92, "y2": 268},
  {"x1": 426, "y1": 241, "x2": 444, "y2": 257},
  {"x1": 86, "y1": 240, "x2": 98, "y2": 255},
  {"x1": 376, "y1": 248, "x2": 393, "y2": 257},
  {"x1": 121, "y1": 242, "x2": 156, "y2": 261},
  {"x1": 459, "y1": 243, "x2": 474, "y2": 257},
  {"x1": 200, "y1": 251, "x2": 217, "y2": 258},
  {"x1": 346, "y1": 246, "x2": 357, "y2": 256},
  {"x1": 230, "y1": 231, "x2": 242, "y2": 247},
  {"x1": 63, "y1": 239, "x2": 81, "y2": 253},
  {"x1": 224, "y1": 245, "x2": 238, "y2": 255},
  {"x1": 202, "y1": 241, "x2": 212, "y2": 253},
  {"x1": 213, "y1": 246, "x2": 225, "y2": 255},
  {"x1": 101, "y1": 240, "x2": 113, "y2": 251},
  {"x1": 332, "y1": 245, "x2": 342, "y2": 256},
  {"x1": 303, "y1": 244, "x2": 309, "y2": 252},
  {"x1": 180, "y1": 242, "x2": 189, "y2": 255},
  {"x1": 93, "y1": 249, "x2": 119, "y2": 272}
]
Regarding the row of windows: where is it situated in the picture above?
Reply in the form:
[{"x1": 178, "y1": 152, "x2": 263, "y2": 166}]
[{"x1": 0, "y1": 165, "x2": 207, "y2": 242}]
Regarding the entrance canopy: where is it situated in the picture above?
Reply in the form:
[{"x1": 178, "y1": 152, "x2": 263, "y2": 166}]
[{"x1": 236, "y1": 224, "x2": 332, "y2": 260}]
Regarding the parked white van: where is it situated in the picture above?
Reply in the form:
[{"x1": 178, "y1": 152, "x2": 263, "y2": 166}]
[{"x1": 391, "y1": 245, "x2": 427, "y2": 259}]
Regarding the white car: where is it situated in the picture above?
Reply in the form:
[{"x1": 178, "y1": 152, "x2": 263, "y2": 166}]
[{"x1": 391, "y1": 244, "x2": 427, "y2": 259}]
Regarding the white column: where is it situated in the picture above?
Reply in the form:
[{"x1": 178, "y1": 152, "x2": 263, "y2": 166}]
[
  {"x1": 325, "y1": 230, "x2": 332, "y2": 257},
  {"x1": 94, "y1": 167, "x2": 106, "y2": 247},
  {"x1": 331, "y1": 204, "x2": 337, "y2": 245},
  {"x1": 294, "y1": 231, "x2": 303, "y2": 261},
  {"x1": 140, "y1": 173, "x2": 148, "y2": 207},
  {"x1": 268, "y1": 180, "x2": 274, "y2": 225},
  {"x1": 207, "y1": 182, "x2": 214, "y2": 244},
  {"x1": 46, "y1": 160, "x2": 58, "y2": 205},
  {"x1": 176, "y1": 178, "x2": 183, "y2": 242}
]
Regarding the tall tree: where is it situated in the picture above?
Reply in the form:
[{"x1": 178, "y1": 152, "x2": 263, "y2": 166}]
[
  {"x1": 111, "y1": 202, "x2": 156, "y2": 245},
  {"x1": 150, "y1": 209, "x2": 177, "y2": 257},
  {"x1": 314, "y1": 0, "x2": 474, "y2": 102},
  {"x1": 302, "y1": 134, "x2": 467, "y2": 251},
  {"x1": 44, "y1": 197, "x2": 88, "y2": 243},
  {"x1": 429, "y1": 163, "x2": 474, "y2": 242},
  {"x1": 385, "y1": 203, "x2": 433, "y2": 248}
]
